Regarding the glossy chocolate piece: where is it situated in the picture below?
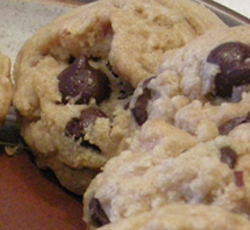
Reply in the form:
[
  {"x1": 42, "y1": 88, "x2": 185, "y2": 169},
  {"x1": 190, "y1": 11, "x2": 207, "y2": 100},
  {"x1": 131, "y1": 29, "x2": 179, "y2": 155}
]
[
  {"x1": 207, "y1": 42, "x2": 250, "y2": 98},
  {"x1": 58, "y1": 56, "x2": 111, "y2": 105},
  {"x1": 131, "y1": 76, "x2": 156, "y2": 126},
  {"x1": 89, "y1": 197, "x2": 110, "y2": 227}
]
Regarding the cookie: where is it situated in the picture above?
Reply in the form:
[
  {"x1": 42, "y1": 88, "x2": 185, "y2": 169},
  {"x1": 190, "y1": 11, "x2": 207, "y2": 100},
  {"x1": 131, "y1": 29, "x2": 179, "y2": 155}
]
[
  {"x1": 12, "y1": 0, "x2": 225, "y2": 194},
  {"x1": 0, "y1": 52, "x2": 13, "y2": 126},
  {"x1": 98, "y1": 204, "x2": 250, "y2": 230},
  {"x1": 83, "y1": 119, "x2": 250, "y2": 227},
  {"x1": 98, "y1": 0, "x2": 226, "y2": 88},
  {"x1": 130, "y1": 25, "x2": 250, "y2": 142}
]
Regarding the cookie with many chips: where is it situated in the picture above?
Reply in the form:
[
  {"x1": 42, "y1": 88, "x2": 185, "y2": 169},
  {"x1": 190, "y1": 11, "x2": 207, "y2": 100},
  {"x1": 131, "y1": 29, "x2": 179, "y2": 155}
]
[{"x1": 13, "y1": 0, "x2": 225, "y2": 194}]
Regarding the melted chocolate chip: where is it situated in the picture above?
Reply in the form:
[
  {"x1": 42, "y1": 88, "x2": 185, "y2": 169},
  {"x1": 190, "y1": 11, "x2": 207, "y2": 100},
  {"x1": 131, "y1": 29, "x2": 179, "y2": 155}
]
[
  {"x1": 207, "y1": 42, "x2": 250, "y2": 98},
  {"x1": 89, "y1": 198, "x2": 110, "y2": 227},
  {"x1": 220, "y1": 147, "x2": 237, "y2": 169},
  {"x1": 65, "y1": 107, "x2": 107, "y2": 149},
  {"x1": 218, "y1": 111, "x2": 250, "y2": 135},
  {"x1": 58, "y1": 56, "x2": 111, "y2": 105},
  {"x1": 131, "y1": 76, "x2": 156, "y2": 126}
]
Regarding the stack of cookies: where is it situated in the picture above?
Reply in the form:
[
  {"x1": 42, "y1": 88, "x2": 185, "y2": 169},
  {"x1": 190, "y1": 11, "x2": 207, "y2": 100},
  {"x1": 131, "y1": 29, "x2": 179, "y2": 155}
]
[
  {"x1": 12, "y1": 0, "x2": 225, "y2": 194},
  {"x1": 7, "y1": 0, "x2": 250, "y2": 229}
]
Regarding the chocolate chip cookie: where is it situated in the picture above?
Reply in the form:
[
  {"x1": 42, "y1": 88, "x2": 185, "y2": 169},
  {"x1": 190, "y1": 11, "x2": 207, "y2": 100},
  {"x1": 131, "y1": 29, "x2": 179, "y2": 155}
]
[
  {"x1": 130, "y1": 25, "x2": 250, "y2": 142},
  {"x1": 0, "y1": 52, "x2": 13, "y2": 126},
  {"x1": 97, "y1": 204, "x2": 250, "y2": 230},
  {"x1": 84, "y1": 119, "x2": 250, "y2": 227},
  {"x1": 13, "y1": 0, "x2": 225, "y2": 194}
]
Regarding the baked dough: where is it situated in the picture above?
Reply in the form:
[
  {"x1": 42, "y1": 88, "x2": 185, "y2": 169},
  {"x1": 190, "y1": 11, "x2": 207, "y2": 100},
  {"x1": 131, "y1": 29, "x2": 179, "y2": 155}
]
[
  {"x1": 84, "y1": 120, "x2": 250, "y2": 227},
  {"x1": 0, "y1": 52, "x2": 13, "y2": 126},
  {"x1": 98, "y1": 204, "x2": 250, "y2": 230},
  {"x1": 12, "y1": 0, "x2": 225, "y2": 194}
]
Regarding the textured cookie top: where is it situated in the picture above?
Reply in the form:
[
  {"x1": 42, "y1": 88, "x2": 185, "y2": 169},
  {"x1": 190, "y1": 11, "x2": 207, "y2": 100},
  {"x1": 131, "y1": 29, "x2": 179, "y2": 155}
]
[
  {"x1": 13, "y1": 0, "x2": 225, "y2": 118},
  {"x1": 0, "y1": 53, "x2": 13, "y2": 125},
  {"x1": 98, "y1": 204, "x2": 250, "y2": 230},
  {"x1": 130, "y1": 25, "x2": 250, "y2": 142},
  {"x1": 84, "y1": 120, "x2": 250, "y2": 226}
]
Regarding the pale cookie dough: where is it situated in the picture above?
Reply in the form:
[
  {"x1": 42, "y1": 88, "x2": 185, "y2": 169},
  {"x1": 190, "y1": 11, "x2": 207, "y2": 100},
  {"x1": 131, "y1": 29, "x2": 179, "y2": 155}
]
[
  {"x1": 84, "y1": 120, "x2": 250, "y2": 227},
  {"x1": 12, "y1": 0, "x2": 225, "y2": 194},
  {"x1": 98, "y1": 204, "x2": 250, "y2": 230},
  {"x1": 0, "y1": 52, "x2": 13, "y2": 126},
  {"x1": 102, "y1": 0, "x2": 227, "y2": 36},
  {"x1": 130, "y1": 25, "x2": 250, "y2": 142}
]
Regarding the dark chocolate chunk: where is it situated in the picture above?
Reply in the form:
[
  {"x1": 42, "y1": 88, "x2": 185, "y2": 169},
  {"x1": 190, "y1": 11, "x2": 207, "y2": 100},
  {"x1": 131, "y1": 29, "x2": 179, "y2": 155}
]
[
  {"x1": 131, "y1": 76, "x2": 156, "y2": 126},
  {"x1": 131, "y1": 88, "x2": 151, "y2": 126},
  {"x1": 80, "y1": 107, "x2": 107, "y2": 129},
  {"x1": 218, "y1": 111, "x2": 250, "y2": 135},
  {"x1": 220, "y1": 147, "x2": 237, "y2": 169},
  {"x1": 58, "y1": 56, "x2": 111, "y2": 105},
  {"x1": 65, "y1": 118, "x2": 82, "y2": 140},
  {"x1": 89, "y1": 197, "x2": 110, "y2": 227},
  {"x1": 207, "y1": 42, "x2": 250, "y2": 98},
  {"x1": 65, "y1": 107, "x2": 107, "y2": 149}
]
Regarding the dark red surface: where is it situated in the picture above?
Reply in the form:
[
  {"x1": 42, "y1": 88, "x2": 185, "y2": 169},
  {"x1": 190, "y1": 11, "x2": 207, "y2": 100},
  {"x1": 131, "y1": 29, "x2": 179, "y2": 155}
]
[{"x1": 0, "y1": 148, "x2": 86, "y2": 230}]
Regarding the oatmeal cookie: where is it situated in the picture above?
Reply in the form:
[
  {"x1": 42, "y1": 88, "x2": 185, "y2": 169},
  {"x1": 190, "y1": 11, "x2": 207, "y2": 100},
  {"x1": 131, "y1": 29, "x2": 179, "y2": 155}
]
[
  {"x1": 130, "y1": 25, "x2": 250, "y2": 142},
  {"x1": 84, "y1": 119, "x2": 250, "y2": 227},
  {"x1": 13, "y1": 0, "x2": 225, "y2": 194},
  {"x1": 98, "y1": 204, "x2": 250, "y2": 230}
]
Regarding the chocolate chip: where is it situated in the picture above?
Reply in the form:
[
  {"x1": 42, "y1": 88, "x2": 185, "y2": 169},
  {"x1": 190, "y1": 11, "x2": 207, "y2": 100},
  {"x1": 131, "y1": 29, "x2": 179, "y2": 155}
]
[
  {"x1": 68, "y1": 55, "x2": 75, "y2": 64},
  {"x1": 118, "y1": 82, "x2": 134, "y2": 99},
  {"x1": 234, "y1": 171, "x2": 244, "y2": 187},
  {"x1": 218, "y1": 111, "x2": 250, "y2": 135},
  {"x1": 131, "y1": 76, "x2": 156, "y2": 126},
  {"x1": 89, "y1": 197, "x2": 110, "y2": 227},
  {"x1": 220, "y1": 147, "x2": 237, "y2": 169},
  {"x1": 65, "y1": 107, "x2": 107, "y2": 148},
  {"x1": 219, "y1": 117, "x2": 246, "y2": 135},
  {"x1": 65, "y1": 118, "x2": 82, "y2": 140},
  {"x1": 58, "y1": 56, "x2": 111, "y2": 105},
  {"x1": 80, "y1": 107, "x2": 107, "y2": 129},
  {"x1": 207, "y1": 42, "x2": 250, "y2": 98}
]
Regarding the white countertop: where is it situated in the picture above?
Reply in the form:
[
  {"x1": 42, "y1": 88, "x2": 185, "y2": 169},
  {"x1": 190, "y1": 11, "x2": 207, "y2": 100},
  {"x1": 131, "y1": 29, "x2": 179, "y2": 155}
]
[{"x1": 212, "y1": 0, "x2": 250, "y2": 18}]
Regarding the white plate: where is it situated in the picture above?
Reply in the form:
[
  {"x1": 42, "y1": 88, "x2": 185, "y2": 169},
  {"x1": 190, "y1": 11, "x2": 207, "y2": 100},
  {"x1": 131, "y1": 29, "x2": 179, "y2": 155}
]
[{"x1": 0, "y1": 0, "x2": 76, "y2": 64}]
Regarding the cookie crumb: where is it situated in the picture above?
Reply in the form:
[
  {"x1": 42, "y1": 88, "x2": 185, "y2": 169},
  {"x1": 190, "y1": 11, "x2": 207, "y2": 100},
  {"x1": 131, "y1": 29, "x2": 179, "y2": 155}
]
[{"x1": 5, "y1": 146, "x2": 18, "y2": 156}]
